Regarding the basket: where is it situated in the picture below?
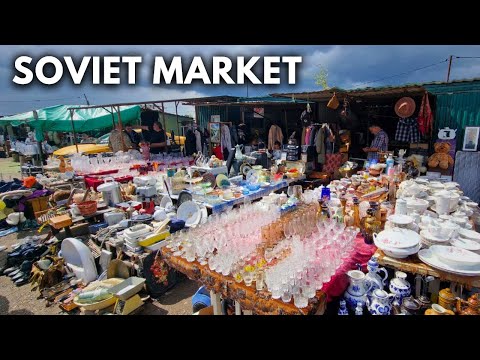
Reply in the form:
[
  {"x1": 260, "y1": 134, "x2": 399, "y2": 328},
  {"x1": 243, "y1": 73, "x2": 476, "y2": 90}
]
[{"x1": 77, "y1": 201, "x2": 98, "y2": 216}]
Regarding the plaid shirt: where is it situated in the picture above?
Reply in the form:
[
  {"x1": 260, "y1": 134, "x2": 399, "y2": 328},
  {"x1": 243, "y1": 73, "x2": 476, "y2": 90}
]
[
  {"x1": 395, "y1": 117, "x2": 421, "y2": 143},
  {"x1": 368, "y1": 130, "x2": 389, "y2": 161}
]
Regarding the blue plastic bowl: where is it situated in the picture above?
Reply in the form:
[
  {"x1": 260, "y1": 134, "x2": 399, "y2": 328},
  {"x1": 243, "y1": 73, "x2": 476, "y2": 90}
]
[{"x1": 247, "y1": 183, "x2": 261, "y2": 191}]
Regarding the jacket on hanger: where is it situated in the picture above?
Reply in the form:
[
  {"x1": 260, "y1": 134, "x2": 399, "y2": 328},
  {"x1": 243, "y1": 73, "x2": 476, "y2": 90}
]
[
  {"x1": 221, "y1": 124, "x2": 232, "y2": 154},
  {"x1": 194, "y1": 129, "x2": 202, "y2": 154},
  {"x1": 268, "y1": 124, "x2": 284, "y2": 150},
  {"x1": 315, "y1": 127, "x2": 326, "y2": 164},
  {"x1": 301, "y1": 127, "x2": 306, "y2": 146}
]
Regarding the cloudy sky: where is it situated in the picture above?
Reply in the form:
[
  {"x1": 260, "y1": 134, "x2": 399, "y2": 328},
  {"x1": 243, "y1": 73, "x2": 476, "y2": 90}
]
[{"x1": 1, "y1": 45, "x2": 480, "y2": 117}]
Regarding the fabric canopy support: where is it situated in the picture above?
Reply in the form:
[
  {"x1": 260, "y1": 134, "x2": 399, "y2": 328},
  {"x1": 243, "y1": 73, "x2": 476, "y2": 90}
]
[{"x1": 0, "y1": 104, "x2": 141, "y2": 140}]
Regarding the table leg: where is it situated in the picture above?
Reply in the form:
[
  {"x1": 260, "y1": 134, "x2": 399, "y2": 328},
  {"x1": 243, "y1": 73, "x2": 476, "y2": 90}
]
[
  {"x1": 429, "y1": 278, "x2": 441, "y2": 303},
  {"x1": 235, "y1": 301, "x2": 242, "y2": 315},
  {"x1": 210, "y1": 290, "x2": 222, "y2": 315}
]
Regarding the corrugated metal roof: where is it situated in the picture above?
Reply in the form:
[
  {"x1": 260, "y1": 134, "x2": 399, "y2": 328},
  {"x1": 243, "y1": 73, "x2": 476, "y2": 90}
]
[{"x1": 271, "y1": 78, "x2": 480, "y2": 101}]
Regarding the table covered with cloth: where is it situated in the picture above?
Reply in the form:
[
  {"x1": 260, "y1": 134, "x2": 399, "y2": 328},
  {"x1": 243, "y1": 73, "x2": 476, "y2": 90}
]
[
  {"x1": 84, "y1": 175, "x2": 134, "y2": 191},
  {"x1": 160, "y1": 233, "x2": 376, "y2": 314}
]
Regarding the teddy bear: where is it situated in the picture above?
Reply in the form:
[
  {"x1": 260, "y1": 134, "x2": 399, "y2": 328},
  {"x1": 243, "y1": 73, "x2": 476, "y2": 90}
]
[
  {"x1": 427, "y1": 142, "x2": 454, "y2": 170},
  {"x1": 406, "y1": 154, "x2": 427, "y2": 173}
]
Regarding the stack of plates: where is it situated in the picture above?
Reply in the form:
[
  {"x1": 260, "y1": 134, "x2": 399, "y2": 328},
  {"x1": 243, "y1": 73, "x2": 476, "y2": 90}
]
[
  {"x1": 373, "y1": 228, "x2": 421, "y2": 259},
  {"x1": 419, "y1": 230, "x2": 450, "y2": 248},
  {"x1": 418, "y1": 245, "x2": 480, "y2": 276}
]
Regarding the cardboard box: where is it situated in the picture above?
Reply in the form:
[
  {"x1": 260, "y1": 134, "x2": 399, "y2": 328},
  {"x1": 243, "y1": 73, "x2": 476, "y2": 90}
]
[{"x1": 410, "y1": 143, "x2": 429, "y2": 149}]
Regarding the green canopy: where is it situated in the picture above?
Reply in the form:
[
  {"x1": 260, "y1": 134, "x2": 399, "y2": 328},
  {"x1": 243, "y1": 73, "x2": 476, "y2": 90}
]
[{"x1": 0, "y1": 104, "x2": 141, "y2": 140}]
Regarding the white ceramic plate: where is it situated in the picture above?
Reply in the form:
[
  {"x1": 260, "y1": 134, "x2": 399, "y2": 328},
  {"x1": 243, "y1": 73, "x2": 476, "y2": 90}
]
[
  {"x1": 457, "y1": 228, "x2": 480, "y2": 242},
  {"x1": 160, "y1": 195, "x2": 173, "y2": 209},
  {"x1": 450, "y1": 237, "x2": 480, "y2": 252},
  {"x1": 388, "y1": 214, "x2": 414, "y2": 225},
  {"x1": 176, "y1": 201, "x2": 201, "y2": 227},
  {"x1": 420, "y1": 230, "x2": 450, "y2": 243},
  {"x1": 431, "y1": 245, "x2": 480, "y2": 268},
  {"x1": 418, "y1": 249, "x2": 480, "y2": 276},
  {"x1": 246, "y1": 169, "x2": 260, "y2": 184}
]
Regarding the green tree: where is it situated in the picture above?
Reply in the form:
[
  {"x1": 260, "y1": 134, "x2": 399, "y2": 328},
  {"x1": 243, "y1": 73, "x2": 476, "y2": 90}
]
[{"x1": 314, "y1": 66, "x2": 329, "y2": 89}]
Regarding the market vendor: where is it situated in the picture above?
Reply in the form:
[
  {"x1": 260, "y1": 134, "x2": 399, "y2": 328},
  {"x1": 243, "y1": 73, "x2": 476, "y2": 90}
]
[
  {"x1": 135, "y1": 121, "x2": 167, "y2": 154},
  {"x1": 108, "y1": 123, "x2": 133, "y2": 152},
  {"x1": 363, "y1": 123, "x2": 389, "y2": 162},
  {"x1": 125, "y1": 124, "x2": 142, "y2": 149}
]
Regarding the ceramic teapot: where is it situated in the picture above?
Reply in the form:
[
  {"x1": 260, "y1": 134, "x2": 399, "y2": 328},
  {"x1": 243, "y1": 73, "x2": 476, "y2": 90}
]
[
  {"x1": 437, "y1": 127, "x2": 457, "y2": 140},
  {"x1": 344, "y1": 269, "x2": 372, "y2": 310},
  {"x1": 234, "y1": 144, "x2": 244, "y2": 160},
  {"x1": 389, "y1": 271, "x2": 411, "y2": 301},
  {"x1": 456, "y1": 293, "x2": 480, "y2": 315},
  {"x1": 365, "y1": 256, "x2": 388, "y2": 293},
  {"x1": 366, "y1": 289, "x2": 395, "y2": 315}
]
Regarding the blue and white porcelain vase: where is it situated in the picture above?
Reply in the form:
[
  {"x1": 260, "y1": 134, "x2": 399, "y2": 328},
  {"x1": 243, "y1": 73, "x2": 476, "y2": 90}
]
[
  {"x1": 338, "y1": 299, "x2": 349, "y2": 315},
  {"x1": 366, "y1": 289, "x2": 395, "y2": 315},
  {"x1": 344, "y1": 270, "x2": 372, "y2": 310},
  {"x1": 355, "y1": 303, "x2": 364, "y2": 315},
  {"x1": 365, "y1": 256, "x2": 388, "y2": 294},
  {"x1": 389, "y1": 271, "x2": 411, "y2": 302}
]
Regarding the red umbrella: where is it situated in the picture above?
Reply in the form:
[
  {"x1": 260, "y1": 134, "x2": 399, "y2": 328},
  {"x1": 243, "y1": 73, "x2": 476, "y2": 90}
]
[{"x1": 418, "y1": 92, "x2": 433, "y2": 136}]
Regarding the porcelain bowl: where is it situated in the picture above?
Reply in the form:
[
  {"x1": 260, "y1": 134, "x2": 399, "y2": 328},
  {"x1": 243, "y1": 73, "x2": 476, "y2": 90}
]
[{"x1": 406, "y1": 198, "x2": 429, "y2": 214}]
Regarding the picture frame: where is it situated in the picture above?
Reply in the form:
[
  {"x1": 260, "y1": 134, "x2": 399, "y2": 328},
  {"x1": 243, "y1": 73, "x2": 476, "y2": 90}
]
[{"x1": 462, "y1": 127, "x2": 480, "y2": 151}]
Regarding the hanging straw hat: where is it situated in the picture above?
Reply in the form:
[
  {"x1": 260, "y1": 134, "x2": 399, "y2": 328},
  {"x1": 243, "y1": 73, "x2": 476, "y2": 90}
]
[{"x1": 394, "y1": 97, "x2": 416, "y2": 118}]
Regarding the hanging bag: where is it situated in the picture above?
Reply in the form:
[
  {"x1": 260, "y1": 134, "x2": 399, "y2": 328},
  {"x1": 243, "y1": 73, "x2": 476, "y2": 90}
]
[{"x1": 327, "y1": 92, "x2": 340, "y2": 110}]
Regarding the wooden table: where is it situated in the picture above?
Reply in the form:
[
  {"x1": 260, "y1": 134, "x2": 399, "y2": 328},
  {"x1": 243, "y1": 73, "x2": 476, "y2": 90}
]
[
  {"x1": 161, "y1": 246, "x2": 327, "y2": 315},
  {"x1": 375, "y1": 249, "x2": 480, "y2": 289}
]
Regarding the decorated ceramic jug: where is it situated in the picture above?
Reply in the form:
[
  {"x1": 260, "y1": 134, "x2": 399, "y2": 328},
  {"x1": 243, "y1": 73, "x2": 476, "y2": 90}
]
[
  {"x1": 365, "y1": 256, "x2": 388, "y2": 293},
  {"x1": 389, "y1": 271, "x2": 411, "y2": 301},
  {"x1": 344, "y1": 269, "x2": 372, "y2": 310},
  {"x1": 366, "y1": 289, "x2": 395, "y2": 315}
]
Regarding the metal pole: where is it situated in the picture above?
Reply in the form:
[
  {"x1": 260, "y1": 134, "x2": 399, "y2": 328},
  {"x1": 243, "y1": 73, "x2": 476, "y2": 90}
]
[
  {"x1": 116, "y1": 106, "x2": 127, "y2": 152},
  {"x1": 83, "y1": 93, "x2": 90, "y2": 105},
  {"x1": 161, "y1": 102, "x2": 167, "y2": 131},
  {"x1": 175, "y1": 101, "x2": 180, "y2": 137},
  {"x1": 446, "y1": 55, "x2": 453, "y2": 83},
  {"x1": 70, "y1": 109, "x2": 79, "y2": 153}
]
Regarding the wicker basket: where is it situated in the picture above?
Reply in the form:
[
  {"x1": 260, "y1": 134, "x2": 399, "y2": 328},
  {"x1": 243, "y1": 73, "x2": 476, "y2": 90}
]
[{"x1": 77, "y1": 200, "x2": 98, "y2": 216}]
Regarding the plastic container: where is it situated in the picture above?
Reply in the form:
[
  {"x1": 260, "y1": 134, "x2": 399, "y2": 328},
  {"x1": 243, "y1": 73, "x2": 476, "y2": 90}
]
[{"x1": 108, "y1": 277, "x2": 146, "y2": 300}]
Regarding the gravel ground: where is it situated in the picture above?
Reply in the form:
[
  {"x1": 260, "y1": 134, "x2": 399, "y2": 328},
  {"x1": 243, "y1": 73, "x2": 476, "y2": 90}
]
[
  {"x1": 0, "y1": 230, "x2": 199, "y2": 315},
  {"x1": 0, "y1": 156, "x2": 199, "y2": 315}
]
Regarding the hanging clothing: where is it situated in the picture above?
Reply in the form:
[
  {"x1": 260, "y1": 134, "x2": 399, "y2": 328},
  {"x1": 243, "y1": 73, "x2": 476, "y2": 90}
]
[
  {"x1": 304, "y1": 127, "x2": 312, "y2": 147},
  {"x1": 315, "y1": 127, "x2": 326, "y2": 164},
  {"x1": 395, "y1": 118, "x2": 421, "y2": 143},
  {"x1": 268, "y1": 124, "x2": 284, "y2": 150},
  {"x1": 418, "y1": 92, "x2": 433, "y2": 136},
  {"x1": 221, "y1": 124, "x2": 232, "y2": 155},
  {"x1": 194, "y1": 129, "x2": 202, "y2": 154},
  {"x1": 230, "y1": 126, "x2": 238, "y2": 147},
  {"x1": 184, "y1": 129, "x2": 196, "y2": 156},
  {"x1": 301, "y1": 127, "x2": 306, "y2": 146},
  {"x1": 310, "y1": 127, "x2": 318, "y2": 147}
]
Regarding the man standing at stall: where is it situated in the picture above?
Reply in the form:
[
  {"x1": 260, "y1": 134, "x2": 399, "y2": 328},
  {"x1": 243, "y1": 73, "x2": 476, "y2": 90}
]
[
  {"x1": 136, "y1": 121, "x2": 167, "y2": 154},
  {"x1": 363, "y1": 123, "x2": 389, "y2": 162},
  {"x1": 108, "y1": 123, "x2": 133, "y2": 153},
  {"x1": 125, "y1": 124, "x2": 142, "y2": 149}
]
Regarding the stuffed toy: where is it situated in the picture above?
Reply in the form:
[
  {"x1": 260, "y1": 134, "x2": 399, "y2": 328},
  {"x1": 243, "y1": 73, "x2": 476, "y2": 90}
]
[
  {"x1": 428, "y1": 142, "x2": 454, "y2": 170},
  {"x1": 406, "y1": 154, "x2": 427, "y2": 173}
]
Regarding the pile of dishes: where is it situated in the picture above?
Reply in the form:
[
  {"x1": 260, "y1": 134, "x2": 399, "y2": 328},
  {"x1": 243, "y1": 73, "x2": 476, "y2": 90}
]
[
  {"x1": 418, "y1": 245, "x2": 480, "y2": 276},
  {"x1": 419, "y1": 219, "x2": 459, "y2": 248},
  {"x1": 450, "y1": 228, "x2": 480, "y2": 254},
  {"x1": 373, "y1": 228, "x2": 421, "y2": 259}
]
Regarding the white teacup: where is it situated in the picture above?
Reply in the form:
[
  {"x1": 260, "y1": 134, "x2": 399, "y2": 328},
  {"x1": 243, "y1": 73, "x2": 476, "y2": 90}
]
[{"x1": 428, "y1": 222, "x2": 445, "y2": 238}]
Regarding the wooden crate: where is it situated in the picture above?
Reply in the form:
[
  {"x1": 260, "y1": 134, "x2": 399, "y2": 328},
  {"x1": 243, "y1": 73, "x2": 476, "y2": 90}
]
[
  {"x1": 48, "y1": 214, "x2": 73, "y2": 229},
  {"x1": 27, "y1": 196, "x2": 50, "y2": 213}
]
